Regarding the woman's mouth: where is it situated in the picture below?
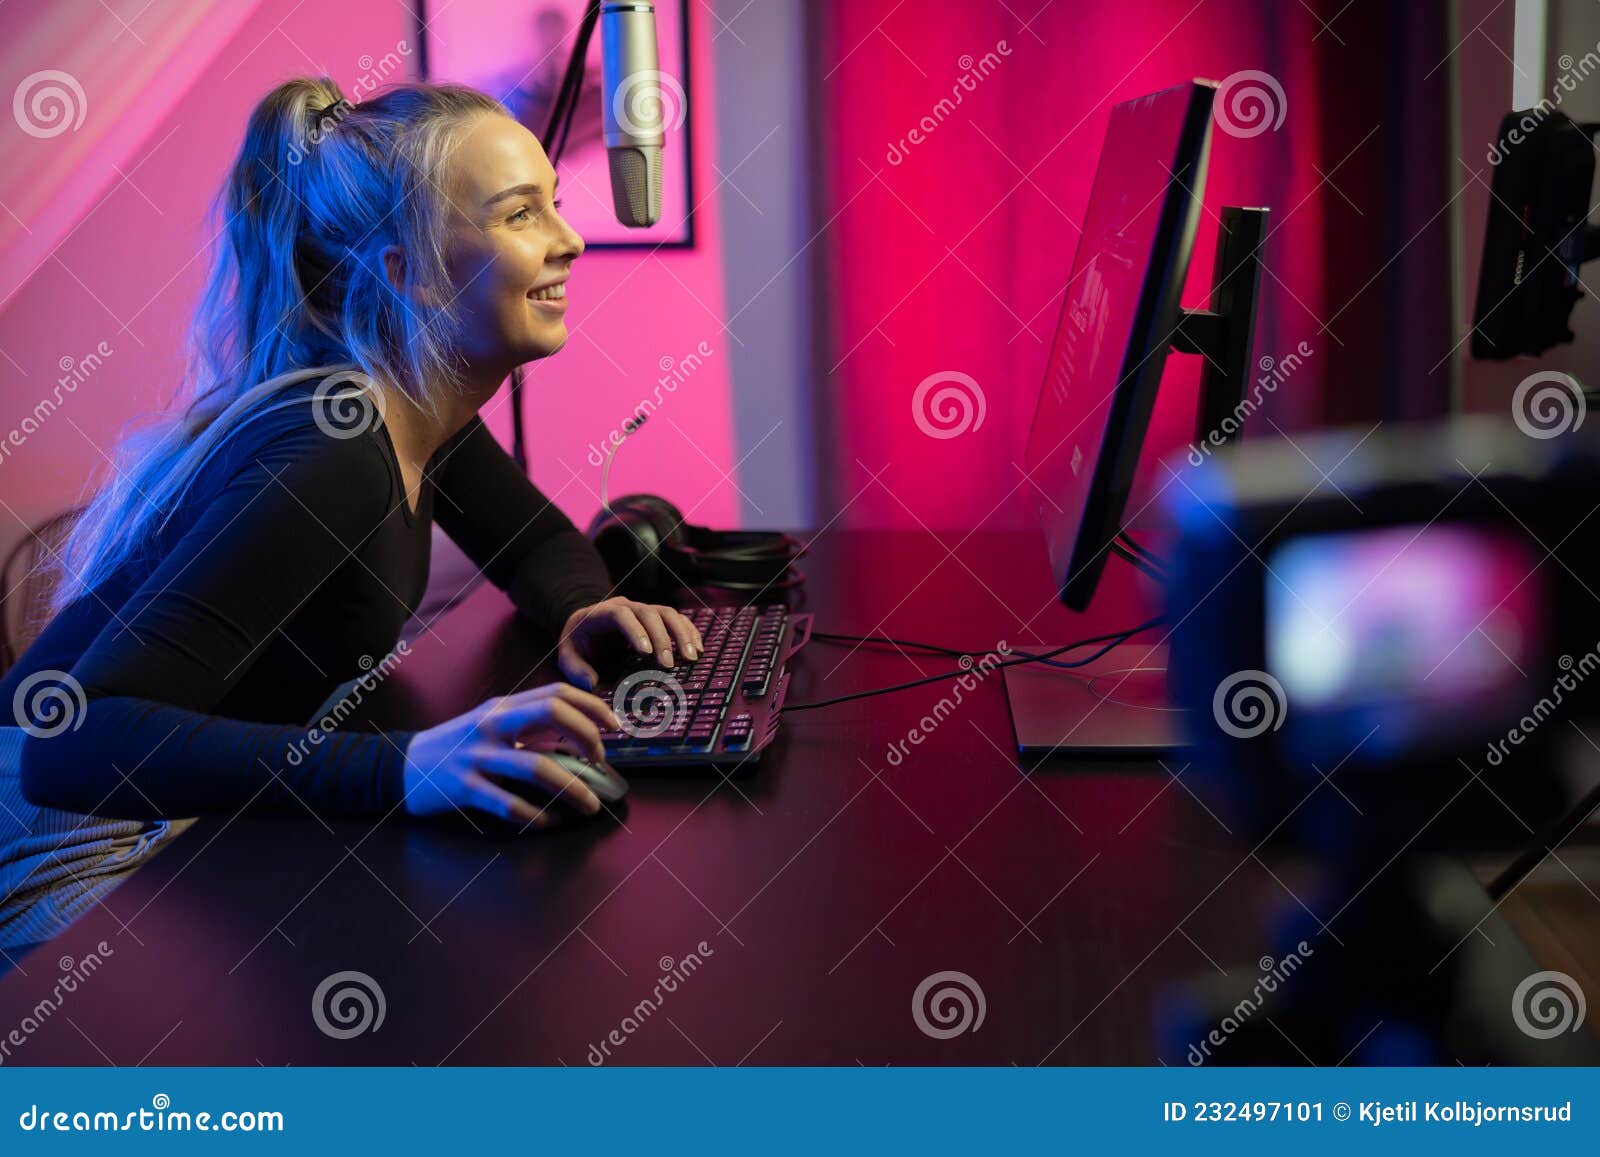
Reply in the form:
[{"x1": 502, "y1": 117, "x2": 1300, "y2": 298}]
[{"x1": 529, "y1": 281, "x2": 568, "y2": 314}]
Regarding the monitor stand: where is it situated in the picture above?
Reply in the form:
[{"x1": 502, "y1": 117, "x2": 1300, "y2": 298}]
[{"x1": 1002, "y1": 642, "x2": 1186, "y2": 757}]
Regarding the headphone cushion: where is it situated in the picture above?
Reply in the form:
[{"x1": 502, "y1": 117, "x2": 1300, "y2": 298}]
[
  {"x1": 588, "y1": 498, "x2": 668, "y2": 594},
  {"x1": 628, "y1": 493, "x2": 687, "y2": 546},
  {"x1": 587, "y1": 493, "x2": 801, "y2": 597}
]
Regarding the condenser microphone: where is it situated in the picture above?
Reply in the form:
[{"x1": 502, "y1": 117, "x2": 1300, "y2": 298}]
[{"x1": 600, "y1": 1, "x2": 664, "y2": 227}]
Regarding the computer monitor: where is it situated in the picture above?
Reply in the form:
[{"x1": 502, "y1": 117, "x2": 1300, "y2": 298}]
[
  {"x1": 1006, "y1": 79, "x2": 1267, "y2": 755},
  {"x1": 1026, "y1": 79, "x2": 1264, "y2": 612}
]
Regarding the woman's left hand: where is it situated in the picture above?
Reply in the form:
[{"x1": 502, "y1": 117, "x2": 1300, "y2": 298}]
[{"x1": 557, "y1": 596, "x2": 704, "y2": 690}]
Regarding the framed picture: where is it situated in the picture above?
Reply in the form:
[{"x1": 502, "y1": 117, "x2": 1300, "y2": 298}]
[{"x1": 416, "y1": 0, "x2": 694, "y2": 249}]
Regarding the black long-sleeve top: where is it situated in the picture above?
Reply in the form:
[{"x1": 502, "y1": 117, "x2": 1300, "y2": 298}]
[{"x1": 0, "y1": 373, "x2": 614, "y2": 820}]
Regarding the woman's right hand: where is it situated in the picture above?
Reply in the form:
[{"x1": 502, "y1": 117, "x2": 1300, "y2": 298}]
[{"x1": 401, "y1": 683, "x2": 622, "y2": 829}]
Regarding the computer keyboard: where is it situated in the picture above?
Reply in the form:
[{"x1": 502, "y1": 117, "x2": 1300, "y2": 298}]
[{"x1": 595, "y1": 604, "x2": 812, "y2": 768}]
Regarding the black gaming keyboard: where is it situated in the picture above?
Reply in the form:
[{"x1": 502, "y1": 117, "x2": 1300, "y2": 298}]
[{"x1": 595, "y1": 604, "x2": 812, "y2": 768}]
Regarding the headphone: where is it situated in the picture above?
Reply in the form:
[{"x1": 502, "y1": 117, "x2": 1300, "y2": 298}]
[{"x1": 587, "y1": 493, "x2": 806, "y2": 599}]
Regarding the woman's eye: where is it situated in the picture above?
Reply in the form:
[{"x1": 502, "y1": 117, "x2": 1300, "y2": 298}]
[{"x1": 510, "y1": 207, "x2": 532, "y2": 223}]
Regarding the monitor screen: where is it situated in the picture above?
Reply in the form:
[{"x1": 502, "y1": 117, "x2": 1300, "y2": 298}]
[{"x1": 1025, "y1": 81, "x2": 1214, "y2": 610}]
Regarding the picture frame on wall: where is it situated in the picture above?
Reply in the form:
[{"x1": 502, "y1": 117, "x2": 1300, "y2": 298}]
[{"x1": 416, "y1": 0, "x2": 695, "y2": 249}]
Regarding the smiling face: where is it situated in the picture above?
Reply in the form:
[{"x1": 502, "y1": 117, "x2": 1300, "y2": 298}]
[{"x1": 440, "y1": 112, "x2": 584, "y2": 374}]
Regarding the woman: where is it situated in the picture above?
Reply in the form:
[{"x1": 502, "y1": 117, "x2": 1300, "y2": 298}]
[{"x1": 0, "y1": 78, "x2": 703, "y2": 940}]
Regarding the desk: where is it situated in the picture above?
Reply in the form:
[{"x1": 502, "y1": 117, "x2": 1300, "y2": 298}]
[{"x1": 0, "y1": 531, "x2": 1575, "y2": 1064}]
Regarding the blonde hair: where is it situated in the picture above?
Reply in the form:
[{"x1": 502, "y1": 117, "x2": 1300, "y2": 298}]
[{"x1": 52, "y1": 77, "x2": 510, "y2": 610}]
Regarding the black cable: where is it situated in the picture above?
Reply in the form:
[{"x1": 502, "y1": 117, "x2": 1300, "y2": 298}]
[
  {"x1": 513, "y1": 0, "x2": 602, "y2": 471},
  {"x1": 542, "y1": 0, "x2": 600, "y2": 162},
  {"x1": 1116, "y1": 530, "x2": 1166, "y2": 570},
  {"x1": 780, "y1": 618, "x2": 1164, "y2": 713},
  {"x1": 1486, "y1": 775, "x2": 1600, "y2": 900},
  {"x1": 810, "y1": 624, "x2": 1144, "y2": 670},
  {"x1": 1113, "y1": 535, "x2": 1163, "y2": 573},
  {"x1": 1109, "y1": 538, "x2": 1165, "y2": 582}
]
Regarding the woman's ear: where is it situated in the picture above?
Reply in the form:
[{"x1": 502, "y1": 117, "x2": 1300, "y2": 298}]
[{"x1": 380, "y1": 244, "x2": 407, "y2": 296}]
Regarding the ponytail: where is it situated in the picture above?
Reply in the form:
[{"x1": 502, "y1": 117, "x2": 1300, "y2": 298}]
[{"x1": 50, "y1": 77, "x2": 509, "y2": 611}]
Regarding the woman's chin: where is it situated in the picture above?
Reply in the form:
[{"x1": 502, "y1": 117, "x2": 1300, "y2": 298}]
[{"x1": 519, "y1": 325, "x2": 568, "y2": 361}]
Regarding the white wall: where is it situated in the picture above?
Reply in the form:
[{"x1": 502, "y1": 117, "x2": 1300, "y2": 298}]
[{"x1": 711, "y1": 0, "x2": 817, "y2": 529}]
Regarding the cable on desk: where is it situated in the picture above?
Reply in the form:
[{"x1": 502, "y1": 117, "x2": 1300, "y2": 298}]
[
  {"x1": 781, "y1": 617, "x2": 1165, "y2": 712},
  {"x1": 809, "y1": 624, "x2": 1144, "y2": 670},
  {"x1": 1485, "y1": 776, "x2": 1600, "y2": 900}
]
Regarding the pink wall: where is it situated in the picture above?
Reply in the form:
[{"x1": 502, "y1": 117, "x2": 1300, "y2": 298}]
[
  {"x1": 0, "y1": 0, "x2": 738, "y2": 565},
  {"x1": 0, "y1": 1, "x2": 265, "y2": 311},
  {"x1": 813, "y1": 0, "x2": 1329, "y2": 533}
]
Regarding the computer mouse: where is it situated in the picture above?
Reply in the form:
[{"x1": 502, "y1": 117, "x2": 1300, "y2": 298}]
[{"x1": 545, "y1": 751, "x2": 630, "y2": 807}]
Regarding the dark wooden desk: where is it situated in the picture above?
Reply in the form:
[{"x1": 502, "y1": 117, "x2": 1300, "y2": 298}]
[{"x1": 0, "y1": 530, "x2": 1552, "y2": 1064}]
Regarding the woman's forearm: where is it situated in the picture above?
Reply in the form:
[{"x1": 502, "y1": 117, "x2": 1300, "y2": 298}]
[
  {"x1": 506, "y1": 524, "x2": 616, "y2": 636},
  {"x1": 18, "y1": 695, "x2": 411, "y2": 820}
]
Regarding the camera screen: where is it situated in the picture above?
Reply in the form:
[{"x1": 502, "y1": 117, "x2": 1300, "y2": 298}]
[{"x1": 1265, "y1": 522, "x2": 1543, "y2": 757}]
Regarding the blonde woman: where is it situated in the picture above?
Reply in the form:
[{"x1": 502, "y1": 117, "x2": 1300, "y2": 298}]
[{"x1": 0, "y1": 78, "x2": 702, "y2": 947}]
